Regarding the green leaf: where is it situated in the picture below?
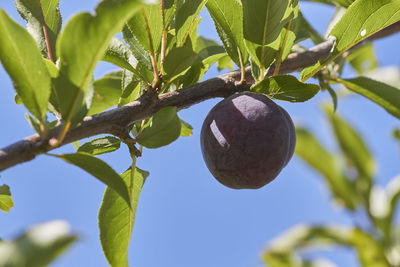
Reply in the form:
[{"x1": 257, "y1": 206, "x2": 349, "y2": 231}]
[
  {"x1": 49, "y1": 153, "x2": 131, "y2": 207},
  {"x1": 0, "y1": 185, "x2": 14, "y2": 213},
  {"x1": 206, "y1": 0, "x2": 248, "y2": 67},
  {"x1": 251, "y1": 75, "x2": 320, "y2": 102},
  {"x1": 99, "y1": 167, "x2": 149, "y2": 267},
  {"x1": 347, "y1": 43, "x2": 378, "y2": 75},
  {"x1": 126, "y1": 3, "x2": 163, "y2": 54},
  {"x1": 163, "y1": 46, "x2": 198, "y2": 81},
  {"x1": 54, "y1": 0, "x2": 142, "y2": 127},
  {"x1": 180, "y1": 119, "x2": 193, "y2": 137},
  {"x1": 119, "y1": 71, "x2": 141, "y2": 106},
  {"x1": 0, "y1": 10, "x2": 51, "y2": 122},
  {"x1": 122, "y1": 25, "x2": 153, "y2": 71},
  {"x1": 352, "y1": 228, "x2": 389, "y2": 267},
  {"x1": 0, "y1": 220, "x2": 77, "y2": 267},
  {"x1": 88, "y1": 72, "x2": 123, "y2": 115},
  {"x1": 136, "y1": 107, "x2": 181, "y2": 148},
  {"x1": 175, "y1": 0, "x2": 207, "y2": 47},
  {"x1": 264, "y1": 224, "x2": 352, "y2": 252},
  {"x1": 394, "y1": 128, "x2": 400, "y2": 142},
  {"x1": 295, "y1": 127, "x2": 357, "y2": 209},
  {"x1": 301, "y1": 0, "x2": 400, "y2": 81},
  {"x1": 337, "y1": 77, "x2": 400, "y2": 119},
  {"x1": 14, "y1": 0, "x2": 62, "y2": 58},
  {"x1": 276, "y1": 2, "x2": 300, "y2": 64},
  {"x1": 103, "y1": 37, "x2": 137, "y2": 73},
  {"x1": 323, "y1": 106, "x2": 375, "y2": 204},
  {"x1": 78, "y1": 136, "x2": 121, "y2": 156},
  {"x1": 243, "y1": 1, "x2": 293, "y2": 70}
]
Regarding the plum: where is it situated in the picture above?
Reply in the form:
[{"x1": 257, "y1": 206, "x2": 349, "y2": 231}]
[{"x1": 200, "y1": 92, "x2": 296, "y2": 189}]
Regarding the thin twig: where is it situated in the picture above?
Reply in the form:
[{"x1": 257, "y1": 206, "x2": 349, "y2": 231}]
[{"x1": 38, "y1": 0, "x2": 54, "y2": 62}]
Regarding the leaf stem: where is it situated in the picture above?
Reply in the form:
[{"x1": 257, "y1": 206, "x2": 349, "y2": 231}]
[
  {"x1": 51, "y1": 121, "x2": 71, "y2": 147},
  {"x1": 273, "y1": 19, "x2": 293, "y2": 77},
  {"x1": 38, "y1": 0, "x2": 54, "y2": 62},
  {"x1": 141, "y1": 7, "x2": 159, "y2": 89},
  {"x1": 160, "y1": 0, "x2": 167, "y2": 74},
  {"x1": 237, "y1": 47, "x2": 246, "y2": 84}
]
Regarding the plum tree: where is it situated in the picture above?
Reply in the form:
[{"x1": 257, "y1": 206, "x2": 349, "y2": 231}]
[{"x1": 200, "y1": 92, "x2": 296, "y2": 189}]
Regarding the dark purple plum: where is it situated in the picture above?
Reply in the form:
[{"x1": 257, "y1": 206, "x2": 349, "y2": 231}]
[{"x1": 200, "y1": 92, "x2": 296, "y2": 189}]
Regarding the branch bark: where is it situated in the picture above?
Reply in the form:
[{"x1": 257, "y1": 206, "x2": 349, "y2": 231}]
[{"x1": 1, "y1": 21, "x2": 399, "y2": 172}]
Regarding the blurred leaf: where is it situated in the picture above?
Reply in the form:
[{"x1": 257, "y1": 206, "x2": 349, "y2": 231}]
[
  {"x1": 78, "y1": 136, "x2": 121, "y2": 156},
  {"x1": 99, "y1": 166, "x2": 149, "y2": 267},
  {"x1": 394, "y1": 128, "x2": 400, "y2": 142},
  {"x1": 295, "y1": 127, "x2": 357, "y2": 209},
  {"x1": 217, "y1": 54, "x2": 234, "y2": 71},
  {"x1": 14, "y1": 0, "x2": 62, "y2": 58},
  {"x1": 0, "y1": 185, "x2": 14, "y2": 213},
  {"x1": 301, "y1": 0, "x2": 400, "y2": 81},
  {"x1": 251, "y1": 75, "x2": 320, "y2": 102},
  {"x1": 0, "y1": 10, "x2": 51, "y2": 122},
  {"x1": 88, "y1": 72, "x2": 122, "y2": 115},
  {"x1": 347, "y1": 43, "x2": 378, "y2": 75},
  {"x1": 126, "y1": 3, "x2": 163, "y2": 54},
  {"x1": 206, "y1": 0, "x2": 248, "y2": 67},
  {"x1": 175, "y1": 0, "x2": 207, "y2": 47},
  {"x1": 163, "y1": 46, "x2": 198, "y2": 81},
  {"x1": 243, "y1": 1, "x2": 293, "y2": 70},
  {"x1": 54, "y1": 0, "x2": 142, "y2": 127},
  {"x1": 337, "y1": 77, "x2": 400, "y2": 119},
  {"x1": 265, "y1": 224, "x2": 351, "y2": 252},
  {"x1": 136, "y1": 107, "x2": 181, "y2": 148},
  {"x1": 384, "y1": 175, "x2": 400, "y2": 228},
  {"x1": 323, "y1": 106, "x2": 375, "y2": 203},
  {"x1": 0, "y1": 220, "x2": 77, "y2": 267},
  {"x1": 49, "y1": 153, "x2": 131, "y2": 207},
  {"x1": 294, "y1": 13, "x2": 325, "y2": 44},
  {"x1": 352, "y1": 228, "x2": 389, "y2": 267},
  {"x1": 180, "y1": 119, "x2": 193, "y2": 137}
]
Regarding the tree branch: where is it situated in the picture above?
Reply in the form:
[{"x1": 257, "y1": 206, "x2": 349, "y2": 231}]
[{"x1": 1, "y1": 21, "x2": 399, "y2": 172}]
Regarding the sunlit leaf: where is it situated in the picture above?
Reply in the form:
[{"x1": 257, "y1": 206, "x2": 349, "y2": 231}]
[
  {"x1": 78, "y1": 136, "x2": 121, "y2": 156},
  {"x1": 99, "y1": 167, "x2": 149, "y2": 267},
  {"x1": 54, "y1": 0, "x2": 142, "y2": 127},
  {"x1": 301, "y1": 0, "x2": 400, "y2": 81},
  {"x1": 0, "y1": 220, "x2": 77, "y2": 267},
  {"x1": 0, "y1": 185, "x2": 14, "y2": 213},
  {"x1": 251, "y1": 75, "x2": 320, "y2": 102},
  {"x1": 88, "y1": 72, "x2": 122, "y2": 115},
  {"x1": 126, "y1": 3, "x2": 163, "y2": 54},
  {"x1": 243, "y1": 1, "x2": 293, "y2": 71},
  {"x1": 0, "y1": 10, "x2": 51, "y2": 122},
  {"x1": 136, "y1": 107, "x2": 181, "y2": 148},
  {"x1": 49, "y1": 153, "x2": 131, "y2": 206},
  {"x1": 14, "y1": 0, "x2": 62, "y2": 58},
  {"x1": 180, "y1": 119, "x2": 193, "y2": 137},
  {"x1": 337, "y1": 77, "x2": 400, "y2": 119},
  {"x1": 206, "y1": 0, "x2": 248, "y2": 67},
  {"x1": 175, "y1": 0, "x2": 207, "y2": 47}
]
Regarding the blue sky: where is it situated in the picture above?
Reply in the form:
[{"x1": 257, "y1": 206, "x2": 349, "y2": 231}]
[{"x1": 0, "y1": 1, "x2": 399, "y2": 266}]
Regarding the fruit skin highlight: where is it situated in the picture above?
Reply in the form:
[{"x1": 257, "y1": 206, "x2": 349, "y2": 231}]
[{"x1": 200, "y1": 92, "x2": 296, "y2": 189}]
